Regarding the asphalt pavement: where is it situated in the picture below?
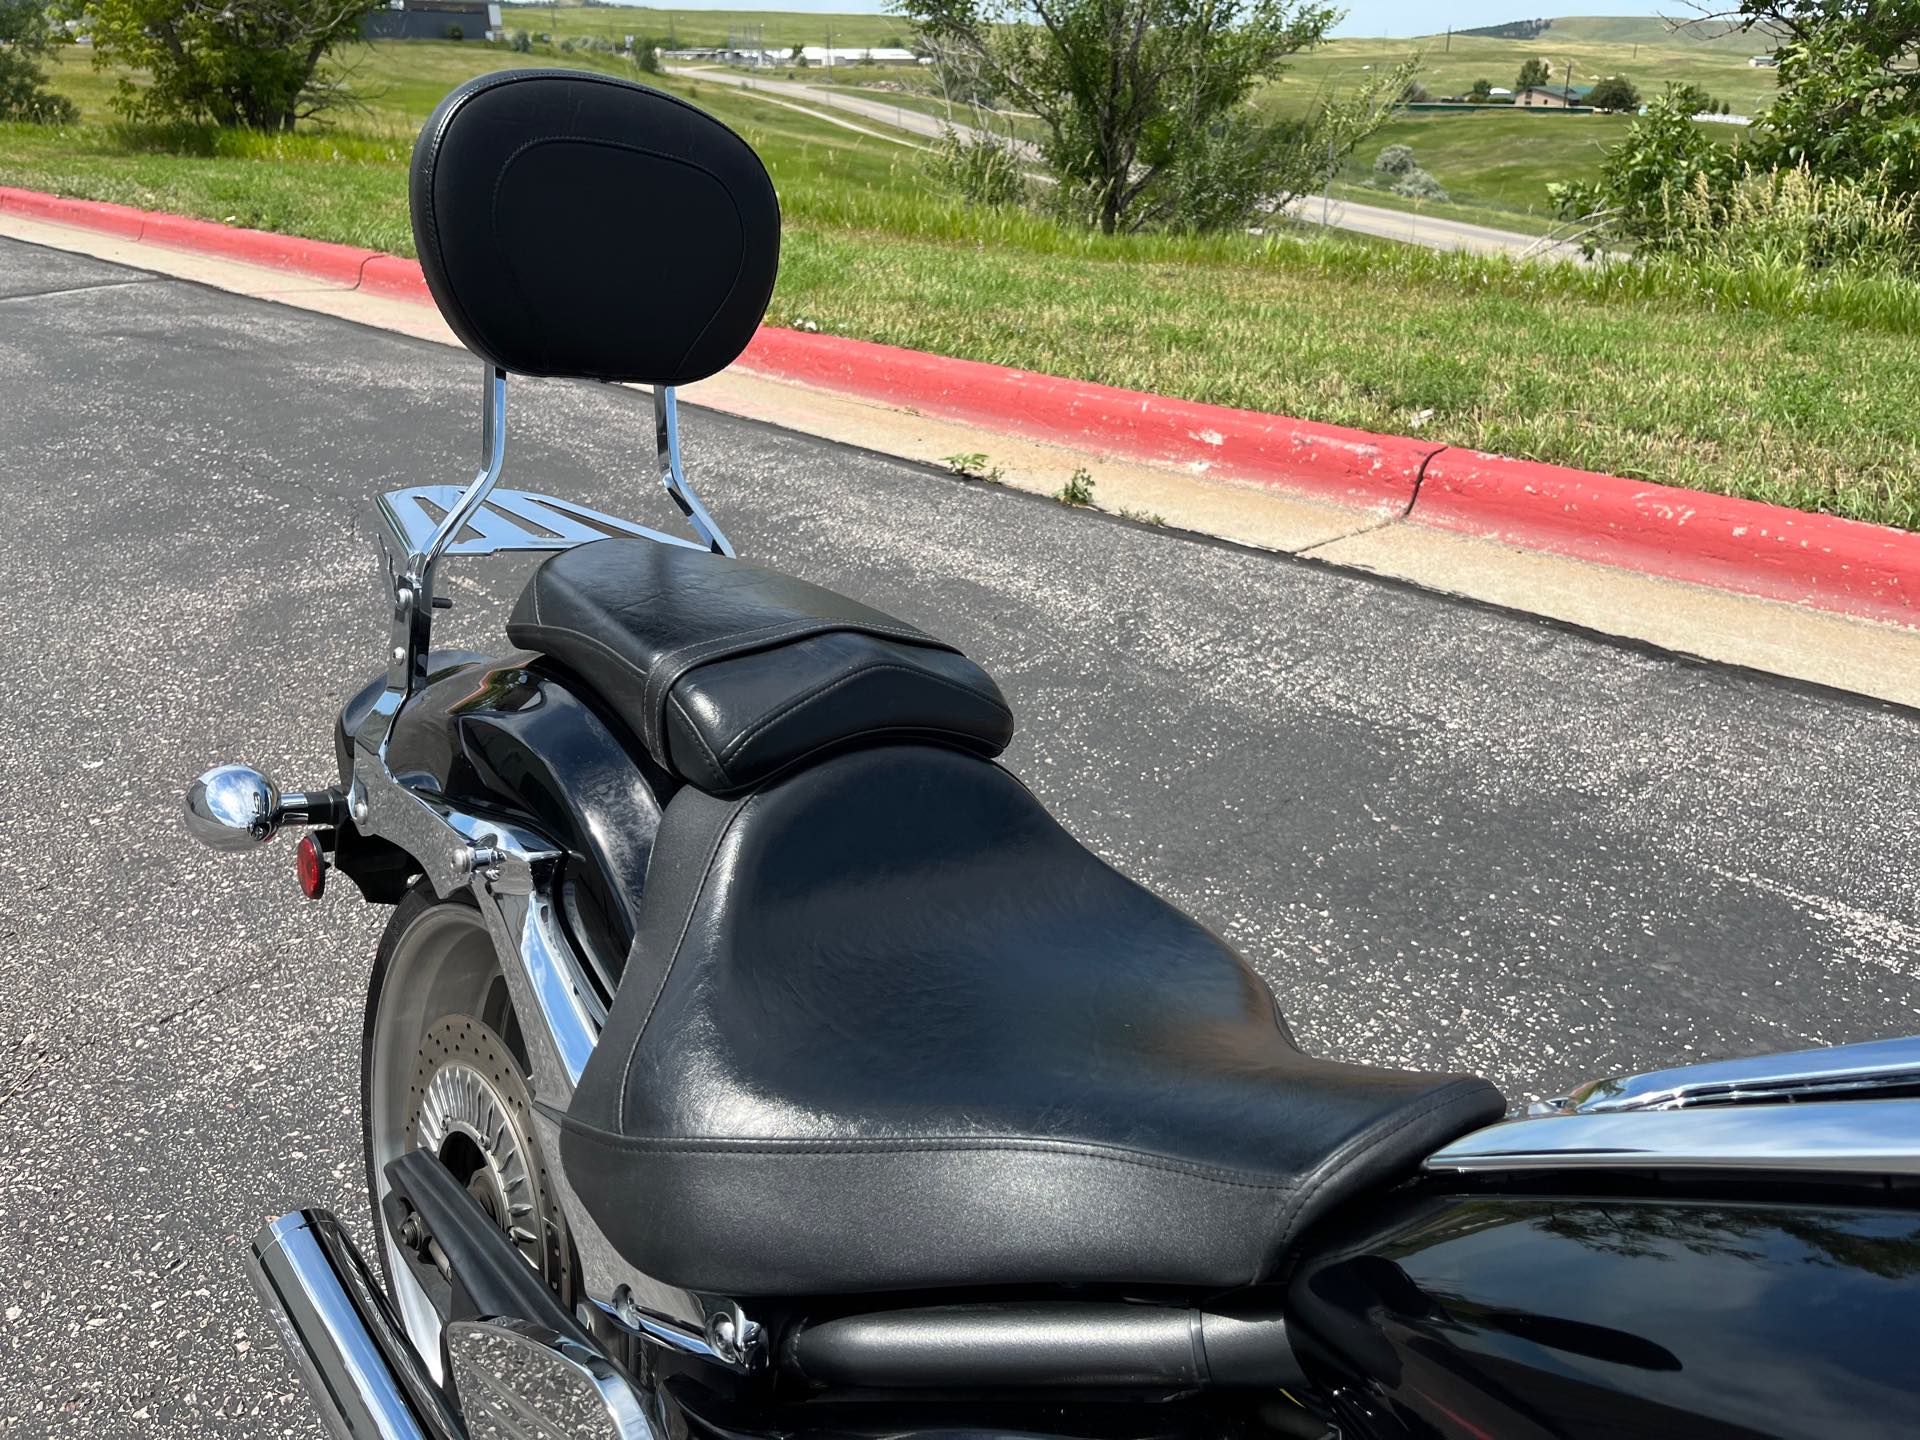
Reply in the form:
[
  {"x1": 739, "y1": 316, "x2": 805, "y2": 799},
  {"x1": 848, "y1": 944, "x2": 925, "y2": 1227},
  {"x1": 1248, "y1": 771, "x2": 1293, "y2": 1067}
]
[{"x1": 4, "y1": 234, "x2": 1920, "y2": 1436}]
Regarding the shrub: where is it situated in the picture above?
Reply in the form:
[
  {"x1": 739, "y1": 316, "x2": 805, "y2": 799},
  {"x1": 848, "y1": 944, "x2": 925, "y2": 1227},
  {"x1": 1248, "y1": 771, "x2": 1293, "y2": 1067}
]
[
  {"x1": 1374, "y1": 143, "x2": 1416, "y2": 176},
  {"x1": 1466, "y1": 78, "x2": 1493, "y2": 102},
  {"x1": 508, "y1": 28, "x2": 530, "y2": 51},
  {"x1": 928, "y1": 126, "x2": 1025, "y2": 208},
  {"x1": 444, "y1": 22, "x2": 462, "y2": 39},
  {"x1": 1392, "y1": 166, "x2": 1448, "y2": 201}
]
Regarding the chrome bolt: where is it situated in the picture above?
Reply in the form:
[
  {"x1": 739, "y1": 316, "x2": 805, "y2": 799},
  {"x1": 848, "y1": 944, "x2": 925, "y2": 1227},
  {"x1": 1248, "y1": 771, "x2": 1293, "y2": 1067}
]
[
  {"x1": 392, "y1": 646, "x2": 407, "y2": 663},
  {"x1": 351, "y1": 797, "x2": 369, "y2": 823},
  {"x1": 461, "y1": 845, "x2": 505, "y2": 875}
]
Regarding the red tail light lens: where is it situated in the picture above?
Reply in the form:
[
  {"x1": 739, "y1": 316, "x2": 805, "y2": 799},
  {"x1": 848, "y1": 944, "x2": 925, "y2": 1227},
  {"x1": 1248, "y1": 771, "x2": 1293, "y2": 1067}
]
[{"x1": 296, "y1": 833, "x2": 327, "y2": 900}]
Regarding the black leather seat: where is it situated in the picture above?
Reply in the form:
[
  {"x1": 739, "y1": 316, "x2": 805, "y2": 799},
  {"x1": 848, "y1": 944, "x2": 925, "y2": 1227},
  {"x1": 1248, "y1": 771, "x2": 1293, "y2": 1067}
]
[
  {"x1": 508, "y1": 540, "x2": 1014, "y2": 797},
  {"x1": 555, "y1": 741, "x2": 1504, "y2": 1297}
]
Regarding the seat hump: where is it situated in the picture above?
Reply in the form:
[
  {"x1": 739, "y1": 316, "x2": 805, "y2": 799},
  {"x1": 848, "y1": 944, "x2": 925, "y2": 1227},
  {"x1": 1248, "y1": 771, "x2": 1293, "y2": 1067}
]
[
  {"x1": 559, "y1": 744, "x2": 1505, "y2": 1297},
  {"x1": 411, "y1": 71, "x2": 779, "y2": 383},
  {"x1": 507, "y1": 540, "x2": 1014, "y2": 796}
]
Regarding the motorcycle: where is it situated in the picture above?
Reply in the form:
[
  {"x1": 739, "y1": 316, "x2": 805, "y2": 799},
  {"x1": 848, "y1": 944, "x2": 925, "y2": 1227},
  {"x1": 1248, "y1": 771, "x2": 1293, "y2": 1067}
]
[{"x1": 185, "y1": 69, "x2": 1920, "y2": 1440}]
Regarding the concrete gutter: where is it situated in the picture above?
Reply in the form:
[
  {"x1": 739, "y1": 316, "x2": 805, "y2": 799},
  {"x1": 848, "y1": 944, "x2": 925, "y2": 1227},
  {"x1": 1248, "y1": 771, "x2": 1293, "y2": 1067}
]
[{"x1": 4, "y1": 183, "x2": 1918, "y2": 709}]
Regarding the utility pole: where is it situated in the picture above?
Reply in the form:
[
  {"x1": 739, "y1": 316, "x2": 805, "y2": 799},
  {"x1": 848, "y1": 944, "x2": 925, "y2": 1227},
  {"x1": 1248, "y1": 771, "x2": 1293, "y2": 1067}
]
[
  {"x1": 1444, "y1": 27, "x2": 1451, "y2": 52},
  {"x1": 825, "y1": 22, "x2": 833, "y2": 69},
  {"x1": 1562, "y1": 57, "x2": 1572, "y2": 103}
]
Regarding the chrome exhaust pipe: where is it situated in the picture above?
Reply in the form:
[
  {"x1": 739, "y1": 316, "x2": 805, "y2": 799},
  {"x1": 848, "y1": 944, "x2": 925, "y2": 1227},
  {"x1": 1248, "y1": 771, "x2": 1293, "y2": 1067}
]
[{"x1": 247, "y1": 1209, "x2": 464, "y2": 1440}]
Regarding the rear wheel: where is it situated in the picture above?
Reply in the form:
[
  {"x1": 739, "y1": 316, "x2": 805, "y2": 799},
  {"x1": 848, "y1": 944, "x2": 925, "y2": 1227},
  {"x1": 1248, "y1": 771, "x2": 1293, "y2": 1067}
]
[{"x1": 361, "y1": 884, "x2": 571, "y2": 1372}]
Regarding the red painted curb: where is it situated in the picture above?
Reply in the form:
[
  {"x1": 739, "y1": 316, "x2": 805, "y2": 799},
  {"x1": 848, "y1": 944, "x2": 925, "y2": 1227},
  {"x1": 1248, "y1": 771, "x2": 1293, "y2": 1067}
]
[
  {"x1": 358, "y1": 253, "x2": 433, "y2": 303},
  {"x1": 7, "y1": 183, "x2": 1920, "y2": 627},
  {"x1": 1411, "y1": 449, "x2": 1920, "y2": 625},
  {"x1": 140, "y1": 210, "x2": 376, "y2": 285},
  {"x1": 0, "y1": 186, "x2": 147, "y2": 239},
  {"x1": 738, "y1": 326, "x2": 1432, "y2": 515}
]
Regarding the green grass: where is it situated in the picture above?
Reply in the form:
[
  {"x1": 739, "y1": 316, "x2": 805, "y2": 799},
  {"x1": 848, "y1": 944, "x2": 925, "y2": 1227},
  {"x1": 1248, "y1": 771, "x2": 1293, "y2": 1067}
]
[
  {"x1": 498, "y1": 4, "x2": 909, "y2": 49},
  {"x1": 3, "y1": 36, "x2": 1917, "y2": 531}
]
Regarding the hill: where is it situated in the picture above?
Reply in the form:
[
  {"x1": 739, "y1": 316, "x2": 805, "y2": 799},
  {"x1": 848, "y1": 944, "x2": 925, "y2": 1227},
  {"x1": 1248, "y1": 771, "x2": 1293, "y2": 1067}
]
[
  {"x1": 1442, "y1": 14, "x2": 1762, "y2": 49},
  {"x1": 497, "y1": 4, "x2": 907, "y2": 48}
]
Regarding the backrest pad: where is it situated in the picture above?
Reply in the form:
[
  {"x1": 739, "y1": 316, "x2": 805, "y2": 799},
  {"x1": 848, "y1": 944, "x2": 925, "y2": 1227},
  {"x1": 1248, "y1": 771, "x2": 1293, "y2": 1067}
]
[{"x1": 410, "y1": 70, "x2": 780, "y2": 383}]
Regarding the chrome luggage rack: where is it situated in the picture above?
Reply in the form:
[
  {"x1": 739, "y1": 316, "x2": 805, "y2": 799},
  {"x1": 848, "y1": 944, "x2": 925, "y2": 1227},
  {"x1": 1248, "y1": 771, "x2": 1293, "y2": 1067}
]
[
  {"x1": 375, "y1": 485, "x2": 699, "y2": 559},
  {"x1": 371, "y1": 366, "x2": 728, "y2": 704},
  {"x1": 1427, "y1": 1034, "x2": 1920, "y2": 1177}
]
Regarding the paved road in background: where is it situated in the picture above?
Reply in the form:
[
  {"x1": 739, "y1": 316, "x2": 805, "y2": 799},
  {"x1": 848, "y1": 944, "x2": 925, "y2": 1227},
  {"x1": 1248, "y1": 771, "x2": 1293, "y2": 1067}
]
[
  {"x1": 680, "y1": 65, "x2": 1578, "y2": 261},
  {"x1": 5, "y1": 235, "x2": 1920, "y2": 1435}
]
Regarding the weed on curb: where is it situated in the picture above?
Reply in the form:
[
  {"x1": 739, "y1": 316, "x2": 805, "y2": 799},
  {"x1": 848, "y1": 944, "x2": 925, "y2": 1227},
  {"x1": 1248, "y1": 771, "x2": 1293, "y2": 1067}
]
[
  {"x1": 1056, "y1": 468, "x2": 1096, "y2": 506},
  {"x1": 943, "y1": 451, "x2": 1004, "y2": 483}
]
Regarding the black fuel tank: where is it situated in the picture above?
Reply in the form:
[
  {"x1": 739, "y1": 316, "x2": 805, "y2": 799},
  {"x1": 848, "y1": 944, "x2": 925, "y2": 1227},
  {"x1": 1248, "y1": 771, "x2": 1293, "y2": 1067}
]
[{"x1": 1287, "y1": 1186, "x2": 1920, "y2": 1439}]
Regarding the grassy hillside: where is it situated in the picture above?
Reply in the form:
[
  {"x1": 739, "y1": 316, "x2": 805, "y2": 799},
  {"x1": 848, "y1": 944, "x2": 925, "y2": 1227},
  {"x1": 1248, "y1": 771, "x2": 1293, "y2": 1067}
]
[
  {"x1": 1283, "y1": 33, "x2": 1776, "y2": 113},
  {"x1": 1521, "y1": 14, "x2": 1760, "y2": 48},
  {"x1": 498, "y1": 4, "x2": 908, "y2": 48}
]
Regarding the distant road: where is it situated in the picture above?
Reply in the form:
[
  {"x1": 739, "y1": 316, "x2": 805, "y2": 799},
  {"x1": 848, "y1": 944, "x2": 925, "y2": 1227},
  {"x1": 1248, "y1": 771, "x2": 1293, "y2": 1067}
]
[{"x1": 677, "y1": 65, "x2": 1584, "y2": 263}]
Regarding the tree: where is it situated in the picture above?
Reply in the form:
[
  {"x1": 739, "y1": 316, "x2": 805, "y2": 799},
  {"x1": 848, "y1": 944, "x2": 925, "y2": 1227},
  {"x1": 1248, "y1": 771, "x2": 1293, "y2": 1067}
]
[
  {"x1": 1586, "y1": 75, "x2": 1641, "y2": 111},
  {"x1": 1550, "y1": 84, "x2": 1741, "y2": 245},
  {"x1": 1466, "y1": 77, "x2": 1493, "y2": 101},
  {"x1": 0, "y1": 0, "x2": 77, "y2": 123},
  {"x1": 1699, "y1": 0, "x2": 1920, "y2": 194},
  {"x1": 896, "y1": 0, "x2": 1413, "y2": 234},
  {"x1": 82, "y1": 0, "x2": 382, "y2": 129},
  {"x1": 1515, "y1": 57, "x2": 1550, "y2": 90}
]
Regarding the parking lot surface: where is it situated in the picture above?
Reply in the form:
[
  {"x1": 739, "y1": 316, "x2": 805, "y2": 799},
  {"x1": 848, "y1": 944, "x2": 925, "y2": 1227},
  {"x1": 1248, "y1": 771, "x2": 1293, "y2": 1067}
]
[{"x1": 4, "y1": 234, "x2": 1919, "y2": 1435}]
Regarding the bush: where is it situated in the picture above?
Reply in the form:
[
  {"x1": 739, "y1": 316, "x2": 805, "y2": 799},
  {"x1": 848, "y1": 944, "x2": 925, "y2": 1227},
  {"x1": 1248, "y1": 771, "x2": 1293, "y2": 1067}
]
[
  {"x1": 1374, "y1": 143, "x2": 1416, "y2": 176},
  {"x1": 1392, "y1": 166, "x2": 1448, "y2": 201},
  {"x1": 444, "y1": 22, "x2": 462, "y2": 39},
  {"x1": 508, "y1": 28, "x2": 530, "y2": 51},
  {"x1": 1676, "y1": 166, "x2": 1920, "y2": 275},
  {"x1": 1466, "y1": 78, "x2": 1493, "y2": 102},
  {"x1": 929, "y1": 127, "x2": 1025, "y2": 208}
]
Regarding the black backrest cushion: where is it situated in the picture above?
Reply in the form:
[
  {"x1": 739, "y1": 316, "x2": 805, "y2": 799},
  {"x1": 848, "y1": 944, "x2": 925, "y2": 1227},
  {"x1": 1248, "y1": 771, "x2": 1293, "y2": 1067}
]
[{"x1": 410, "y1": 70, "x2": 779, "y2": 383}]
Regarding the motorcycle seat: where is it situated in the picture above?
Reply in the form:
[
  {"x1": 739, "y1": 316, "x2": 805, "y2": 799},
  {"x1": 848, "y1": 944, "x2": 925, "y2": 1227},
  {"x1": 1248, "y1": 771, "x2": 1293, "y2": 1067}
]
[
  {"x1": 507, "y1": 539, "x2": 1015, "y2": 797},
  {"x1": 552, "y1": 738, "x2": 1505, "y2": 1298}
]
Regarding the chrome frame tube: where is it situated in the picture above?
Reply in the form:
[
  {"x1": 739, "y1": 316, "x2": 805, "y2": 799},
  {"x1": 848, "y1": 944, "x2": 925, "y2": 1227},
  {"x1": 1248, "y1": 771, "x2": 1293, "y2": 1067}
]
[
  {"x1": 248, "y1": 1210, "x2": 465, "y2": 1440},
  {"x1": 655, "y1": 385, "x2": 733, "y2": 556},
  {"x1": 1427, "y1": 1096, "x2": 1920, "y2": 1176}
]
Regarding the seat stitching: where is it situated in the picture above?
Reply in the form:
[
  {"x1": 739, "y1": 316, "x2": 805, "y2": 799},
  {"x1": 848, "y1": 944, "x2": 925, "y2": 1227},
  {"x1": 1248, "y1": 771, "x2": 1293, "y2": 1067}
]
[
  {"x1": 667, "y1": 690, "x2": 728, "y2": 784},
  {"x1": 557, "y1": 1124, "x2": 1307, "y2": 1191},
  {"x1": 644, "y1": 619, "x2": 853, "y2": 755},
  {"x1": 1271, "y1": 1079, "x2": 1493, "y2": 1242},
  {"x1": 720, "y1": 661, "x2": 1010, "y2": 762},
  {"x1": 644, "y1": 618, "x2": 946, "y2": 750},
  {"x1": 614, "y1": 795, "x2": 755, "y2": 1130}
]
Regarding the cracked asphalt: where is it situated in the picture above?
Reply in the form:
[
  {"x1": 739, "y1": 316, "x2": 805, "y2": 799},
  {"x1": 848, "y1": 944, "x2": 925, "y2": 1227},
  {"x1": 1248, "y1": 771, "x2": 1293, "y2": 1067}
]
[{"x1": 3, "y1": 234, "x2": 1920, "y2": 1437}]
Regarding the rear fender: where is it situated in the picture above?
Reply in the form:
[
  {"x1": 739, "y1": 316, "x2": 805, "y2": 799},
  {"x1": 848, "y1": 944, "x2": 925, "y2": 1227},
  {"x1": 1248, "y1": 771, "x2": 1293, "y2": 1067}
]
[{"x1": 332, "y1": 654, "x2": 672, "y2": 992}]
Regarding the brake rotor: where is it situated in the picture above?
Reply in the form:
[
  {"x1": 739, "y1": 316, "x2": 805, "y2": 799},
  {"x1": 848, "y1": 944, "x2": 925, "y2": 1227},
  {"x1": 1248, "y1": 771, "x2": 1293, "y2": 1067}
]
[{"x1": 404, "y1": 1014, "x2": 569, "y2": 1293}]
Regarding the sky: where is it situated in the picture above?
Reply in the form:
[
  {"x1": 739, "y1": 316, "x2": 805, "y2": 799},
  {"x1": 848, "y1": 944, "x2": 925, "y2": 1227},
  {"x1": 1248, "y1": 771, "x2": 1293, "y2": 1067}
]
[{"x1": 597, "y1": 1, "x2": 1701, "y2": 39}]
